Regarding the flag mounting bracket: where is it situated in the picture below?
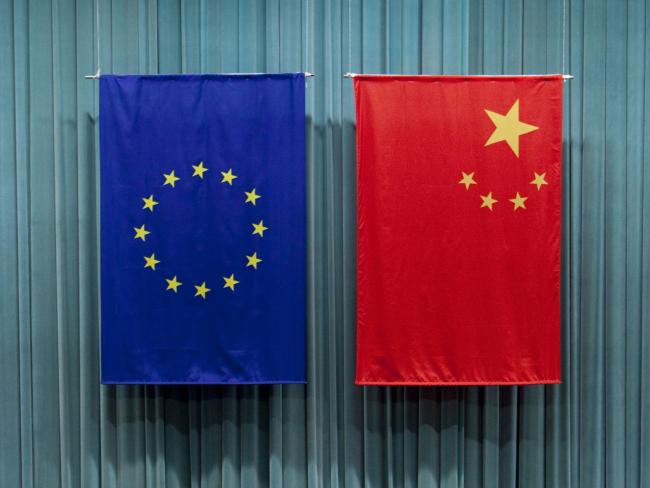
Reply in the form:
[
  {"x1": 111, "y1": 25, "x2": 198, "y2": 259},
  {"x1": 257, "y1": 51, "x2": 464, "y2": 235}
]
[{"x1": 85, "y1": 69, "x2": 101, "y2": 80}]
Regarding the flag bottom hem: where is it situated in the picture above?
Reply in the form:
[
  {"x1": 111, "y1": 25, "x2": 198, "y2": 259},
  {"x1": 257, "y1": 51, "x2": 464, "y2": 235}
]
[
  {"x1": 355, "y1": 379, "x2": 561, "y2": 386},
  {"x1": 101, "y1": 380, "x2": 308, "y2": 385}
]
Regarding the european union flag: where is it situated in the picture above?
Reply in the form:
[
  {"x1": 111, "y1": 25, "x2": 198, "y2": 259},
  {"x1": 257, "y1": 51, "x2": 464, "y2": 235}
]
[{"x1": 100, "y1": 74, "x2": 306, "y2": 384}]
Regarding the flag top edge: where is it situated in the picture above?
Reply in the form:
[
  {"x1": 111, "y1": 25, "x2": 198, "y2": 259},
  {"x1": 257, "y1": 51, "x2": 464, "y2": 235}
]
[
  {"x1": 99, "y1": 73, "x2": 305, "y2": 81},
  {"x1": 352, "y1": 74, "x2": 564, "y2": 82}
]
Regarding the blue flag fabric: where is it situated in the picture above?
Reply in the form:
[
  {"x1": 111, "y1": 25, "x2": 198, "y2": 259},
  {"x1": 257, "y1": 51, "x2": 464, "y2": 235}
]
[{"x1": 100, "y1": 74, "x2": 306, "y2": 384}]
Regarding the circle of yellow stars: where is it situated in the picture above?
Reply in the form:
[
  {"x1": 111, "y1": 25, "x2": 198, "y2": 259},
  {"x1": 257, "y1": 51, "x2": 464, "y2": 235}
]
[
  {"x1": 458, "y1": 99, "x2": 551, "y2": 212},
  {"x1": 133, "y1": 161, "x2": 268, "y2": 300}
]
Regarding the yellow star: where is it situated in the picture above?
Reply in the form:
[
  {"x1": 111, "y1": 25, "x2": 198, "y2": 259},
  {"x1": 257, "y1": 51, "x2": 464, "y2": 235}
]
[
  {"x1": 165, "y1": 276, "x2": 182, "y2": 292},
  {"x1": 484, "y1": 99, "x2": 539, "y2": 157},
  {"x1": 194, "y1": 281, "x2": 211, "y2": 299},
  {"x1": 252, "y1": 220, "x2": 268, "y2": 237},
  {"x1": 220, "y1": 168, "x2": 237, "y2": 185},
  {"x1": 192, "y1": 161, "x2": 208, "y2": 179},
  {"x1": 458, "y1": 171, "x2": 477, "y2": 190},
  {"x1": 144, "y1": 253, "x2": 160, "y2": 270},
  {"x1": 246, "y1": 252, "x2": 262, "y2": 269},
  {"x1": 163, "y1": 170, "x2": 180, "y2": 187},
  {"x1": 245, "y1": 188, "x2": 261, "y2": 205},
  {"x1": 223, "y1": 274, "x2": 239, "y2": 291},
  {"x1": 509, "y1": 192, "x2": 528, "y2": 211},
  {"x1": 134, "y1": 224, "x2": 150, "y2": 241},
  {"x1": 530, "y1": 172, "x2": 549, "y2": 191},
  {"x1": 480, "y1": 192, "x2": 498, "y2": 211},
  {"x1": 142, "y1": 194, "x2": 159, "y2": 212}
]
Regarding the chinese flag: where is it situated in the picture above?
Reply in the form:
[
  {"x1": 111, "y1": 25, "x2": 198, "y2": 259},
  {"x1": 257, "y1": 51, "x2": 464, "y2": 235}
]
[{"x1": 354, "y1": 76, "x2": 562, "y2": 385}]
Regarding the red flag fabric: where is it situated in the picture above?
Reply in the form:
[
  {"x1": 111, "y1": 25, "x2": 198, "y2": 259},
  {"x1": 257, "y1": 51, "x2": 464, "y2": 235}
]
[{"x1": 354, "y1": 75, "x2": 562, "y2": 385}]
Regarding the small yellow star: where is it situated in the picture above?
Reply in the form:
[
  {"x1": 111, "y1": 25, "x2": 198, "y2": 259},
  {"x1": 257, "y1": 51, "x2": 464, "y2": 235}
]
[
  {"x1": 484, "y1": 99, "x2": 539, "y2": 157},
  {"x1": 192, "y1": 161, "x2": 208, "y2": 179},
  {"x1": 480, "y1": 192, "x2": 498, "y2": 211},
  {"x1": 245, "y1": 188, "x2": 261, "y2": 205},
  {"x1": 509, "y1": 192, "x2": 528, "y2": 211},
  {"x1": 530, "y1": 172, "x2": 549, "y2": 191},
  {"x1": 246, "y1": 252, "x2": 262, "y2": 269},
  {"x1": 194, "y1": 282, "x2": 211, "y2": 299},
  {"x1": 220, "y1": 168, "x2": 237, "y2": 185},
  {"x1": 144, "y1": 253, "x2": 160, "y2": 270},
  {"x1": 163, "y1": 170, "x2": 180, "y2": 187},
  {"x1": 134, "y1": 224, "x2": 150, "y2": 241},
  {"x1": 223, "y1": 274, "x2": 239, "y2": 291},
  {"x1": 458, "y1": 171, "x2": 477, "y2": 190},
  {"x1": 165, "y1": 276, "x2": 182, "y2": 293},
  {"x1": 252, "y1": 220, "x2": 268, "y2": 237},
  {"x1": 142, "y1": 194, "x2": 159, "y2": 212}
]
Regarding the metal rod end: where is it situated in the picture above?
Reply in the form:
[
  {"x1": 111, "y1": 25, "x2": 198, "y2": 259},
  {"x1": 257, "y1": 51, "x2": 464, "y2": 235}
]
[{"x1": 84, "y1": 68, "x2": 101, "y2": 80}]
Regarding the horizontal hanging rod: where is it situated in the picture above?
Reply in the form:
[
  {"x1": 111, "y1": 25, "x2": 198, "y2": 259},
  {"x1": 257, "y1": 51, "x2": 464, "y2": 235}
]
[
  {"x1": 84, "y1": 70, "x2": 315, "y2": 80},
  {"x1": 344, "y1": 72, "x2": 574, "y2": 80}
]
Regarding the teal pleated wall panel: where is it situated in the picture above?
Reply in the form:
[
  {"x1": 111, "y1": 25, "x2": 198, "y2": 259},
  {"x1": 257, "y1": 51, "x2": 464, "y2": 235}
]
[{"x1": 1, "y1": 0, "x2": 649, "y2": 486}]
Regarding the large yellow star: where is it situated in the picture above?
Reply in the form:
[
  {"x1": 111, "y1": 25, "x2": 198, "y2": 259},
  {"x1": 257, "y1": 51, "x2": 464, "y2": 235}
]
[
  {"x1": 484, "y1": 99, "x2": 539, "y2": 157},
  {"x1": 134, "y1": 224, "x2": 150, "y2": 241},
  {"x1": 458, "y1": 171, "x2": 477, "y2": 190},
  {"x1": 509, "y1": 192, "x2": 528, "y2": 210},
  {"x1": 245, "y1": 188, "x2": 261, "y2": 205},
  {"x1": 192, "y1": 161, "x2": 208, "y2": 179},
  {"x1": 530, "y1": 172, "x2": 549, "y2": 190},
  {"x1": 142, "y1": 194, "x2": 159, "y2": 212},
  {"x1": 194, "y1": 282, "x2": 211, "y2": 299},
  {"x1": 480, "y1": 192, "x2": 498, "y2": 211},
  {"x1": 252, "y1": 220, "x2": 268, "y2": 237},
  {"x1": 220, "y1": 168, "x2": 237, "y2": 185},
  {"x1": 223, "y1": 274, "x2": 239, "y2": 291},
  {"x1": 246, "y1": 252, "x2": 262, "y2": 269},
  {"x1": 163, "y1": 170, "x2": 180, "y2": 187},
  {"x1": 144, "y1": 253, "x2": 160, "y2": 270},
  {"x1": 165, "y1": 276, "x2": 182, "y2": 293}
]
